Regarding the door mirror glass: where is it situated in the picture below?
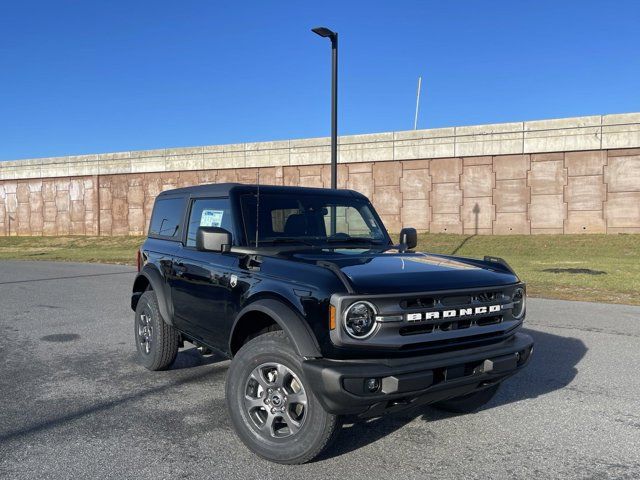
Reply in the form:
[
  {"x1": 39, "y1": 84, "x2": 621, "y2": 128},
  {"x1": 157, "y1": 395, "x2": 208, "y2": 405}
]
[
  {"x1": 399, "y1": 227, "x2": 417, "y2": 250},
  {"x1": 196, "y1": 227, "x2": 232, "y2": 252}
]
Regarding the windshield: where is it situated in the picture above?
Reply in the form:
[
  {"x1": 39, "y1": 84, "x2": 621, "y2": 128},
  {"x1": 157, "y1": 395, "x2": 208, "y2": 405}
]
[{"x1": 239, "y1": 192, "x2": 389, "y2": 247}]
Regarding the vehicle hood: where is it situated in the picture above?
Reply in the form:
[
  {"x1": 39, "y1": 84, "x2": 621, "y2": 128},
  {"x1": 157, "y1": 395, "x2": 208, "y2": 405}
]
[{"x1": 288, "y1": 249, "x2": 519, "y2": 295}]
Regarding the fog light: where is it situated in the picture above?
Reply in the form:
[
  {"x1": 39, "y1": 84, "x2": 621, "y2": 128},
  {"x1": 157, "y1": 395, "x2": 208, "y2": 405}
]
[{"x1": 366, "y1": 378, "x2": 380, "y2": 393}]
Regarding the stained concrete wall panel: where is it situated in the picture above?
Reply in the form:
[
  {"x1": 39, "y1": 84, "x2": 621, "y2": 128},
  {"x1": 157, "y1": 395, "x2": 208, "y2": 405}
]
[
  {"x1": 463, "y1": 156, "x2": 493, "y2": 166},
  {"x1": 531, "y1": 152, "x2": 564, "y2": 163},
  {"x1": 401, "y1": 199, "x2": 430, "y2": 231},
  {"x1": 400, "y1": 167, "x2": 430, "y2": 200},
  {"x1": 605, "y1": 192, "x2": 640, "y2": 228},
  {"x1": 43, "y1": 221, "x2": 57, "y2": 236},
  {"x1": 70, "y1": 201, "x2": 85, "y2": 222},
  {"x1": 129, "y1": 208, "x2": 145, "y2": 234},
  {"x1": 529, "y1": 194, "x2": 566, "y2": 229},
  {"x1": 42, "y1": 181, "x2": 56, "y2": 202},
  {"x1": 565, "y1": 176, "x2": 606, "y2": 211},
  {"x1": 321, "y1": 164, "x2": 348, "y2": 189},
  {"x1": 197, "y1": 170, "x2": 218, "y2": 184},
  {"x1": 347, "y1": 172, "x2": 374, "y2": 200},
  {"x1": 493, "y1": 212, "x2": 530, "y2": 234},
  {"x1": 29, "y1": 191, "x2": 43, "y2": 214},
  {"x1": 111, "y1": 198, "x2": 129, "y2": 235},
  {"x1": 5, "y1": 193, "x2": 17, "y2": 215},
  {"x1": 379, "y1": 214, "x2": 402, "y2": 234},
  {"x1": 373, "y1": 186, "x2": 402, "y2": 215},
  {"x1": 462, "y1": 197, "x2": 494, "y2": 233},
  {"x1": 431, "y1": 183, "x2": 462, "y2": 214},
  {"x1": 605, "y1": 155, "x2": 640, "y2": 192},
  {"x1": 55, "y1": 191, "x2": 69, "y2": 212},
  {"x1": 85, "y1": 210, "x2": 98, "y2": 236},
  {"x1": 299, "y1": 174, "x2": 323, "y2": 188},
  {"x1": 43, "y1": 203, "x2": 57, "y2": 222},
  {"x1": 16, "y1": 183, "x2": 30, "y2": 203},
  {"x1": 493, "y1": 155, "x2": 529, "y2": 180},
  {"x1": 177, "y1": 171, "x2": 199, "y2": 187},
  {"x1": 255, "y1": 167, "x2": 278, "y2": 187},
  {"x1": 347, "y1": 162, "x2": 373, "y2": 174},
  {"x1": 430, "y1": 158, "x2": 462, "y2": 183},
  {"x1": 430, "y1": 214, "x2": 463, "y2": 234},
  {"x1": 215, "y1": 169, "x2": 239, "y2": 184},
  {"x1": 16, "y1": 204, "x2": 31, "y2": 235},
  {"x1": 528, "y1": 160, "x2": 567, "y2": 195},
  {"x1": 493, "y1": 179, "x2": 529, "y2": 213},
  {"x1": 111, "y1": 176, "x2": 129, "y2": 199},
  {"x1": 69, "y1": 179, "x2": 84, "y2": 201},
  {"x1": 127, "y1": 185, "x2": 144, "y2": 208},
  {"x1": 565, "y1": 151, "x2": 606, "y2": 176},
  {"x1": 461, "y1": 164, "x2": 494, "y2": 198},
  {"x1": 56, "y1": 211, "x2": 71, "y2": 235},
  {"x1": 282, "y1": 167, "x2": 300, "y2": 186},
  {"x1": 565, "y1": 210, "x2": 606, "y2": 234},
  {"x1": 373, "y1": 162, "x2": 401, "y2": 186},
  {"x1": 100, "y1": 210, "x2": 113, "y2": 236}
]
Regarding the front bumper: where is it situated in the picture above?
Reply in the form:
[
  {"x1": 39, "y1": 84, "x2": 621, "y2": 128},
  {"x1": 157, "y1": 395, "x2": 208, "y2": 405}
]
[{"x1": 302, "y1": 332, "x2": 533, "y2": 417}]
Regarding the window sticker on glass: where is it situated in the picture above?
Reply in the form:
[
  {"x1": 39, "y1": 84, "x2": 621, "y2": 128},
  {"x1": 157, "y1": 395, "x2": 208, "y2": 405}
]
[{"x1": 200, "y1": 209, "x2": 224, "y2": 227}]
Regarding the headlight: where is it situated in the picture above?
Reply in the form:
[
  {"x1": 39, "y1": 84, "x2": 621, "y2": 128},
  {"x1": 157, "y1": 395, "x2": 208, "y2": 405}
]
[
  {"x1": 512, "y1": 287, "x2": 526, "y2": 319},
  {"x1": 343, "y1": 301, "x2": 377, "y2": 339}
]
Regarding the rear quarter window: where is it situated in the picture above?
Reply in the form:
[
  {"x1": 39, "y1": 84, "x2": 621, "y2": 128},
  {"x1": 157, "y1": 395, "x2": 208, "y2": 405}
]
[{"x1": 148, "y1": 197, "x2": 184, "y2": 239}]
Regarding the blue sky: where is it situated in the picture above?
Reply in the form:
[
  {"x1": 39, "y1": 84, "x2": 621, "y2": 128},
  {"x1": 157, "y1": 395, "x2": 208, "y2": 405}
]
[{"x1": 1, "y1": 0, "x2": 638, "y2": 161}]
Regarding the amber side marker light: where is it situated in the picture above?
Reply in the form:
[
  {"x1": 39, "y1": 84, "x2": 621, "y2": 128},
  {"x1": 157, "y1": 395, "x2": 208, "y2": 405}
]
[{"x1": 329, "y1": 305, "x2": 337, "y2": 330}]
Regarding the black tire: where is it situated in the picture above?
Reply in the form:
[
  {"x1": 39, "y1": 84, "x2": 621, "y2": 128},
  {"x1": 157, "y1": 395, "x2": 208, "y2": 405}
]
[
  {"x1": 432, "y1": 383, "x2": 500, "y2": 413},
  {"x1": 226, "y1": 331, "x2": 340, "y2": 464},
  {"x1": 134, "y1": 290, "x2": 180, "y2": 371}
]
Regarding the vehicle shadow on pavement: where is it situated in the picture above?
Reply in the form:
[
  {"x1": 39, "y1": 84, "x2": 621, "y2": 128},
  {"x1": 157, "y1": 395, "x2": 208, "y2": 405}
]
[
  {"x1": 318, "y1": 327, "x2": 587, "y2": 461},
  {"x1": 169, "y1": 347, "x2": 224, "y2": 370}
]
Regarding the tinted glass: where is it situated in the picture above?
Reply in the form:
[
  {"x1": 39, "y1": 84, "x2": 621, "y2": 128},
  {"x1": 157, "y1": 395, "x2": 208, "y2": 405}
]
[
  {"x1": 240, "y1": 193, "x2": 388, "y2": 246},
  {"x1": 186, "y1": 198, "x2": 234, "y2": 247},
  {"x1": 149, "y1": 197, "x2": 184, "y2": 238}
]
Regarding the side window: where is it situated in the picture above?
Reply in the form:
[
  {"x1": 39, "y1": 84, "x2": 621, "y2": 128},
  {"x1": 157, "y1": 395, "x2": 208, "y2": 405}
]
[
  {"x1": 149, "y1": 197, "x2": 184, "y2": 239},
  {"x1": 323, "y1": 206, "x2": 373, "y2": 237},
  {"x1": 186, "y1": 198, "x2": 233, "y2": 247}
]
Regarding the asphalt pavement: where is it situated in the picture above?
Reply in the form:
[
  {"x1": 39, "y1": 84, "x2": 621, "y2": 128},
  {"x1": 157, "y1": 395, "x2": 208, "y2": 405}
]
[{"x1": 0, "y1": 260, "x2": 639, "y2": 479}]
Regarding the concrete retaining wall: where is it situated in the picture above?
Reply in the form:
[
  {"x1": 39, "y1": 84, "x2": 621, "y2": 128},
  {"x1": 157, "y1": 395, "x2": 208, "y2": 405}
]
[{"x1": 1, "y1": 113, "x2": 639, "y2": 236}]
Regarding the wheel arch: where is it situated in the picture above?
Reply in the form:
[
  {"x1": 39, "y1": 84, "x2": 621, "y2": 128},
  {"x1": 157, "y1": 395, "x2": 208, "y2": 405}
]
[
  {"x1": 229, "y1": 298, "x2": 322, "y2": 359},
  {"x1": 131, "y1": 265, "x2": 174, "y2": 325}
]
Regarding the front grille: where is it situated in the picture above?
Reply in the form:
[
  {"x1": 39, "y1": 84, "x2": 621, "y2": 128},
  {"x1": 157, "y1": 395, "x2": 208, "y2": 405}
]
[{"x1": 399, "y1": 315, "x2": 503, "y2": 336}]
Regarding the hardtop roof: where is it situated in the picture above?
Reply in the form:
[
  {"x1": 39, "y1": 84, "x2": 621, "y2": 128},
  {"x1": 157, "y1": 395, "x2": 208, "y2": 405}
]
[{"x1": 157, "y1": 183, "x2": 368, "y2": 199}]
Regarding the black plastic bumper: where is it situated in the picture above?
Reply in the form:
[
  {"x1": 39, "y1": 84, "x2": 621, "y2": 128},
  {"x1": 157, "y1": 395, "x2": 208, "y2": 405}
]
[{"x1": 302, "y1": 332, "x2": 534, "y2": 417}]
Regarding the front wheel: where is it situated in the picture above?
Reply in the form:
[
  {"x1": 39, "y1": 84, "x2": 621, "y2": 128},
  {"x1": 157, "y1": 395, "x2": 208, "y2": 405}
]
[
  {"x1": 225, "y1": 331, "x2": 340, "y2": 464},
  {"x1": 134, "y1": 290, "x2": 180, "y2": 371}
]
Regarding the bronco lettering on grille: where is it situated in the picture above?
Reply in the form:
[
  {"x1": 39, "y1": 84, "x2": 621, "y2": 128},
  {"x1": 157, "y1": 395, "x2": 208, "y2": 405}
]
[{"x1": 406, "y1": 304, "x2": 502, "y2": 322}]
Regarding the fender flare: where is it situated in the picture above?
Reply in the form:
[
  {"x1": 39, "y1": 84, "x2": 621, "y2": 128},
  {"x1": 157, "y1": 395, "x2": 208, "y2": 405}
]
[
  {"x1": 131, "y1": 265, "x2": 174, "y2": 325},
  {"x1": 230, "y1": 298, "x2": 322, "y2": 358}
]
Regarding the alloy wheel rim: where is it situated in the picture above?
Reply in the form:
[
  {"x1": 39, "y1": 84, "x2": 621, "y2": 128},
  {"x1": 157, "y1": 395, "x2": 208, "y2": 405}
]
[
  {"x1": 138, "y1": 310, "x2": 153, "y2": 355},
  {"x1": 243, "y1": 362, "x2": 308, "y2": 439}
]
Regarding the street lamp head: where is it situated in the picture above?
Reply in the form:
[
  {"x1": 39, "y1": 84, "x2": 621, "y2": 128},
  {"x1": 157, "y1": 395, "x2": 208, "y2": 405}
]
[{"x1": 311, "y1": 26, "x2": 336, "y2": 39}]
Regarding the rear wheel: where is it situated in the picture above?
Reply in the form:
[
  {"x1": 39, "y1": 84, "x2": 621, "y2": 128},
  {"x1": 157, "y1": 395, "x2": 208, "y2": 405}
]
[
  {"x1": 432, "y1": 383, "x2": 500, "y2": 413},
  {"x1": 226, "y1": 331, "x2": 340, "y2": 464},
  {"x1": 134, "y1": 290, "x2": 180, "y2": 371}
]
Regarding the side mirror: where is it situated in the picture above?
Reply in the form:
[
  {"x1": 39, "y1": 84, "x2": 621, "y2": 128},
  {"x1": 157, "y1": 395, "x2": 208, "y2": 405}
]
[
  {"x1": 399, "y1": 227, "x2": 417, "y2": 250},
  {"x1": 196, "y1": 227, "x2": 232, "y2": 252}
]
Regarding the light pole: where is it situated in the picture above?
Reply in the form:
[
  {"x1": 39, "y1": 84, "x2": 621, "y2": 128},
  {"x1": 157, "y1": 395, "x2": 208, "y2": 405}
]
[
  {"x1": 312, "y1": 26, "x2": 338, "y2": 235},
  {"x1": 311, "y1": 26, "x2": 338, "y2": 190}
]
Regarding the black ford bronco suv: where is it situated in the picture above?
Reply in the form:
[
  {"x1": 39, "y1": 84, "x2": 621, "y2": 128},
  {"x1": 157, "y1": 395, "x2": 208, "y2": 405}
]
[{"x1": 131, "y1": 183, "x2": 533, "y2": 464}]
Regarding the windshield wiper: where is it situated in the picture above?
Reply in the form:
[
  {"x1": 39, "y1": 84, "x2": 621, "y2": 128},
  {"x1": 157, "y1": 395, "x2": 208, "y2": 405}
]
[
  {"x1": 326, "y1": 237, "x2": 384, "y2": 245},
  {"x1": 263, "y1": 237, "x2": 316, "y2": 247}
]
